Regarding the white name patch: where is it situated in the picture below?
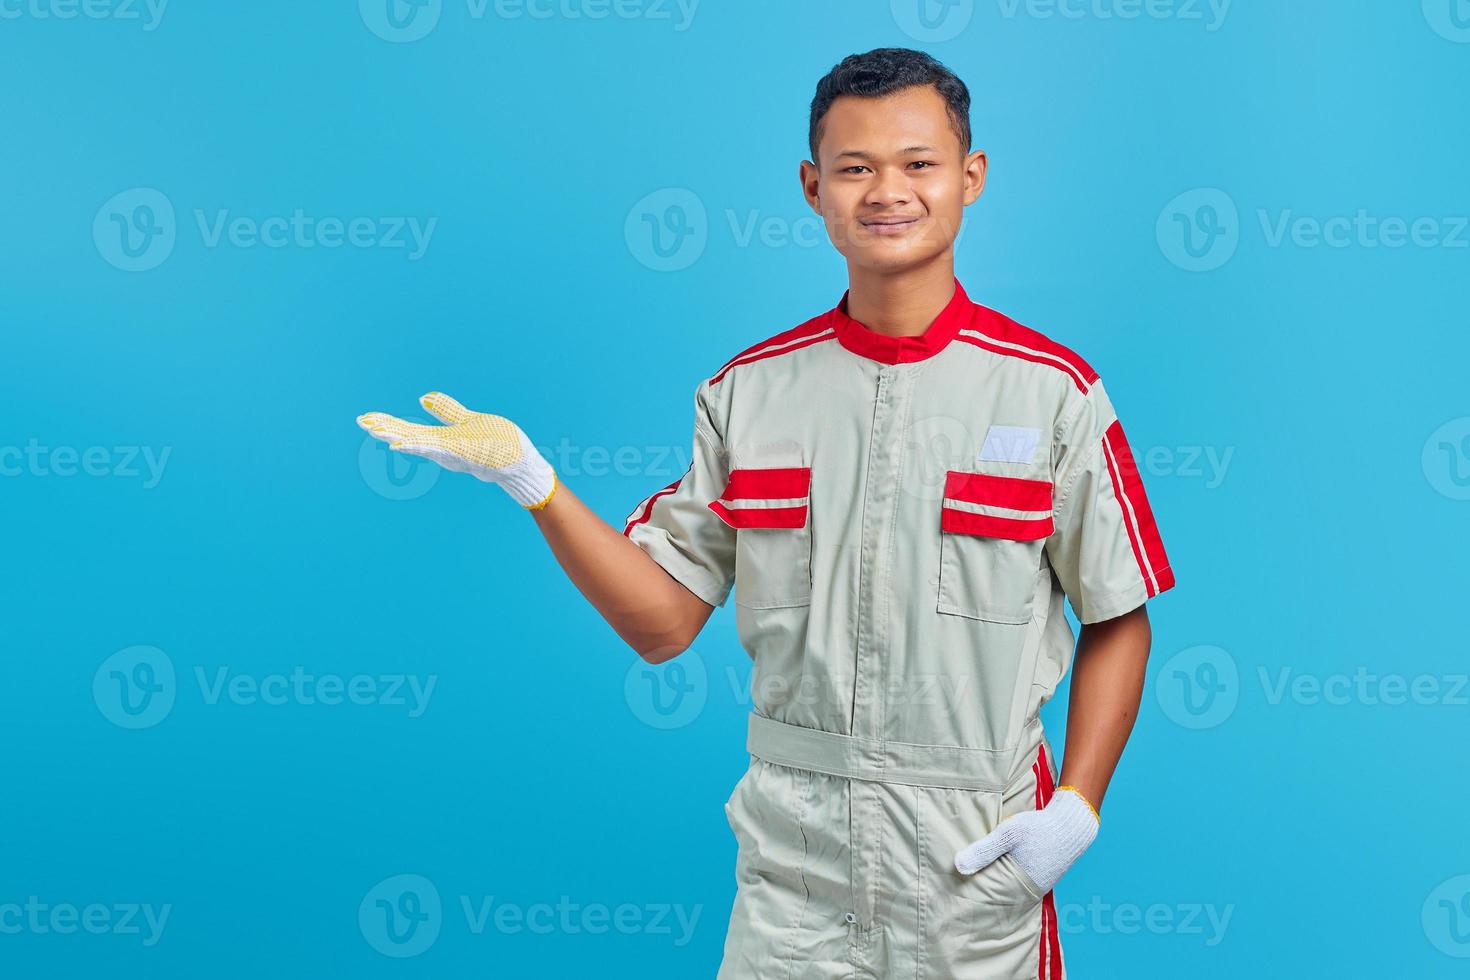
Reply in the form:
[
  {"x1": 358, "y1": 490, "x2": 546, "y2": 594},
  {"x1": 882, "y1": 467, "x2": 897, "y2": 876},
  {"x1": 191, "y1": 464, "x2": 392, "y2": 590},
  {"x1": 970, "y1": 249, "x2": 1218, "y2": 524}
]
[{"x1": 979, "y1": 425, "x2": 1041, "y2": 464}]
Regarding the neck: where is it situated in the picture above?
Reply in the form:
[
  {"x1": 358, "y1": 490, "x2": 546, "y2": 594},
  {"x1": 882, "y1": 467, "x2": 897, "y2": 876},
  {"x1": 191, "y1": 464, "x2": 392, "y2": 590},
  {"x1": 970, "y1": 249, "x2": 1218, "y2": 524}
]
[{"x1": 844, "y1": 258, "x2": 957, "y2": 338}]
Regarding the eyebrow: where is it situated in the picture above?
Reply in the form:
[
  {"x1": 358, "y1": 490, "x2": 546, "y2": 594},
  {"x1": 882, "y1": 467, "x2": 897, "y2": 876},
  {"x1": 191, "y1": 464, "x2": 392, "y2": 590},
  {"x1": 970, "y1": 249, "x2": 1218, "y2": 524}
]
[{"x1": 834, "y1": 145, "x2": 937, "y2": 160}]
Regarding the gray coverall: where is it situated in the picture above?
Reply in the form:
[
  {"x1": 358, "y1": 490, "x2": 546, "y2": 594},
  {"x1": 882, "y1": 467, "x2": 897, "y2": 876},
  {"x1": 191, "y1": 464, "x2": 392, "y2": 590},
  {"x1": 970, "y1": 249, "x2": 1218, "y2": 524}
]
[{"x1": 623, "y1": 279, "x2": 1175, "y2": 979}]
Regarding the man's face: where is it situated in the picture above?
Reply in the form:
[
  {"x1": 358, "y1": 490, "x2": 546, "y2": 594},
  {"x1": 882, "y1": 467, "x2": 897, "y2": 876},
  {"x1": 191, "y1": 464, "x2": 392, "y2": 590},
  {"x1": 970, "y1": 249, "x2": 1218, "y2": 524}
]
[{"x1": 801, "y1": 84, "x2": 986, "y2": 275}]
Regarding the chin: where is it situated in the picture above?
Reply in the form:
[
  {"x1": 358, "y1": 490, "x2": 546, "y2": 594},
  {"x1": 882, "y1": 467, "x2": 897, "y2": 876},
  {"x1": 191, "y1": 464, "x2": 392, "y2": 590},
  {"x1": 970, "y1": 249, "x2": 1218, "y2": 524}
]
[{"x1": 850, "y1": 245, "x2": 943, "y2": 274}]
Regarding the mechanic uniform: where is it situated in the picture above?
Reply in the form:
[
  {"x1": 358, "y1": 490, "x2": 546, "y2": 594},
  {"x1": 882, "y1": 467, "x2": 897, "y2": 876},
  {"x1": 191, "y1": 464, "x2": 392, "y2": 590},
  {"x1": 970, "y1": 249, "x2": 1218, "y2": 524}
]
[{"x1": 622, "y1": 279, "x2": 1175, "y2": 980}]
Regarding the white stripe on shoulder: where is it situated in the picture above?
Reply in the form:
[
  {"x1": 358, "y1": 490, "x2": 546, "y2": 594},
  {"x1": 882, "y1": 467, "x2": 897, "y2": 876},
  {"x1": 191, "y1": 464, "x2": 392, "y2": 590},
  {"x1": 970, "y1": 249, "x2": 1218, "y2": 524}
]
[
  {"x1": 957, "y1": 328, "x2": 1092, "y2": 391},
  {"x1": 716, "y1": 327, "x2": 835, "y2": 375}
]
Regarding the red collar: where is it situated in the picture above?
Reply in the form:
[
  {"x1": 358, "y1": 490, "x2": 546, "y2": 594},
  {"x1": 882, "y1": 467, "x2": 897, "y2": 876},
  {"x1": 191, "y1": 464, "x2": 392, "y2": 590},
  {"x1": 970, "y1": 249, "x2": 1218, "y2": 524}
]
[{"x1": 829, "y1": 278, "x2": 974, "y2": 365}]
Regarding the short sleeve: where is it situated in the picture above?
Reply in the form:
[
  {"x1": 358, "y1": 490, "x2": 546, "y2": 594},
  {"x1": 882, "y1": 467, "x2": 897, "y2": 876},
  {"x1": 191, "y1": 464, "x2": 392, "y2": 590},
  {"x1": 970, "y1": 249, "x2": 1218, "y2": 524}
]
[
  {"x1": 622, "y1": 380, "x2": 737, "y2": 608},
  {"x1": 1045, "y1": 380, "x2": 1176, "y2": 624}
]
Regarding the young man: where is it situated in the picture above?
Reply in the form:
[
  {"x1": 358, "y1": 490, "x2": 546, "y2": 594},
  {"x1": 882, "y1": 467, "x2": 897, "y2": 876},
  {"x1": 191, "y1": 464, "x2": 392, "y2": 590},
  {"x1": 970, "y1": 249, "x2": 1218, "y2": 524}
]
[{"x1": 358, "y1": 47, "x2": 1174, "y2": 980}]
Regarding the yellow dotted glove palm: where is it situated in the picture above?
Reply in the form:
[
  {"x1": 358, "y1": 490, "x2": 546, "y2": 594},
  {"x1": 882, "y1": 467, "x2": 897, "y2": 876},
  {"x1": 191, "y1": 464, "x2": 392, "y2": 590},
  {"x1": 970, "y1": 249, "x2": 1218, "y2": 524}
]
[{"x1": 357, "y1": 392, "x2": 557, "y2": 509}]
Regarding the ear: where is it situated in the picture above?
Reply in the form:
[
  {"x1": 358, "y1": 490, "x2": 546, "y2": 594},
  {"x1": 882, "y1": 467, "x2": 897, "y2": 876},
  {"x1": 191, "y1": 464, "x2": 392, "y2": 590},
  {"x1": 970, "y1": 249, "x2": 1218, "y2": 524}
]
[
  {"x1": 963, "y1": 149, "x2": 988, "y2": 206},
  {"x1": 799, "y1": 159, "x2": 822, "y2": 214}
]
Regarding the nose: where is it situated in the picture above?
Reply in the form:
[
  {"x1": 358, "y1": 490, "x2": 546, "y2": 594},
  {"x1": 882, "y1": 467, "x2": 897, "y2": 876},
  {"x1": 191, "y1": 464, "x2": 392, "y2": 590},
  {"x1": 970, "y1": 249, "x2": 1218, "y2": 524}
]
[{"x1": 865, "y1": 165, "x2": 913, "y2": 209}]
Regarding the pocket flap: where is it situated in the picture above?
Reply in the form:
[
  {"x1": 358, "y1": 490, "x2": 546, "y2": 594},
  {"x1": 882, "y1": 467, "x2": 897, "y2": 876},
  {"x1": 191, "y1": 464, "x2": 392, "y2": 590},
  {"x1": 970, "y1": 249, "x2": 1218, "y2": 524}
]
[
  {"x1": 941, "y1": 470, "x2": 1053, "y2": 540},
  {"x1": 709, "y1": 466, "x2": 811, "y2": 529}
]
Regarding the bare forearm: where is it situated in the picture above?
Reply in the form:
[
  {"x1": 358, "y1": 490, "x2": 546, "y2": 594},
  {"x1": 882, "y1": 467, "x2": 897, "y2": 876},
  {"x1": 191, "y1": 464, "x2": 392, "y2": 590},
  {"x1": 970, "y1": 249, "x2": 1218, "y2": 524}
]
[
  {"x1": 1057, "y1": 606, "x2": 1152, "y2": 812},
  {"x1": 528, "y1": 481, "x2": 712, "y2": 662}
]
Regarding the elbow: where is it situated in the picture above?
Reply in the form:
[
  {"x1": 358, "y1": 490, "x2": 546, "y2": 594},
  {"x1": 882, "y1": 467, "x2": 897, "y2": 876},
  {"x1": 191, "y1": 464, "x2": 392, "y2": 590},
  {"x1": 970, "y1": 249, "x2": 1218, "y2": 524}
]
[
  {"x1": 632, "y1": 633, "x2": 694, "y2": 665},
  {"x1": 628, "y1": 620, "x2": 700, "y2": 664}
]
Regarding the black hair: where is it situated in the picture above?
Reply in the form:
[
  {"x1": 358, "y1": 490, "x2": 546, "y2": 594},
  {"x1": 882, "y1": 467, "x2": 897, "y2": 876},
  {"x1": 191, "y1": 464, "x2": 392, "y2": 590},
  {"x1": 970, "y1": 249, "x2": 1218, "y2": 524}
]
[{"x1": 808, "y1": 47, "x2": 972, "y2": 164}]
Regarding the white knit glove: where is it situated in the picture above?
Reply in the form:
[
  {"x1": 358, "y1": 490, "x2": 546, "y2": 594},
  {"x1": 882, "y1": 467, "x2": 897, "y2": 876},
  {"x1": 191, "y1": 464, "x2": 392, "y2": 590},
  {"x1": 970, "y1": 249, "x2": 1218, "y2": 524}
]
[
  {"x1": 357, "y1": 392, "x2": 558, "y2": 510},
  {"x1": 954, "y1": 787, "x2": 1100, "y2": 894}
]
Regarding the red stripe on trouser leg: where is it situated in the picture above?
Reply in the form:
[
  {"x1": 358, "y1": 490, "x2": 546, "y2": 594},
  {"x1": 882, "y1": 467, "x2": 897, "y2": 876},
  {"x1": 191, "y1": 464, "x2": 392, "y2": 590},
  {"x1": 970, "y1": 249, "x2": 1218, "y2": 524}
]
[
  {"x1": 1033, "y1": 746, "x2": 1063, "y2": 980},
  {"x1": 1103, "y1": 419, "x2": 1173, "y2": 595}
]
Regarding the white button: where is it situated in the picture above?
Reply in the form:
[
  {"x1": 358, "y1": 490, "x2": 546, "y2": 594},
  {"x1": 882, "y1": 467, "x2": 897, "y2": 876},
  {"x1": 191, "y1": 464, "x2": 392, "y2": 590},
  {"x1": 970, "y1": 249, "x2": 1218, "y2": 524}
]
[{"x1": 844, "y1": 911, "x2": 858, "y2": 924}]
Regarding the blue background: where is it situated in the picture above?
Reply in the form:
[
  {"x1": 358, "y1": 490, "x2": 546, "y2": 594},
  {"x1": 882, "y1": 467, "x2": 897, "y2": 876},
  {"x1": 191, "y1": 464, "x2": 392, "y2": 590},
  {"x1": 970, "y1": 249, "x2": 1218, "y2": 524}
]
[{"x1": 3, "y1": 0, "x2": 1468, "y2": 976}]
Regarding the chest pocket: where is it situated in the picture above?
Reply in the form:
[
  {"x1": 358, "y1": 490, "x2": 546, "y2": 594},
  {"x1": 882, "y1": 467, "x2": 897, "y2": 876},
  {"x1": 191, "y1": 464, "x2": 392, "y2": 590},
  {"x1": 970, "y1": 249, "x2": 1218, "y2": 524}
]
[
  {"x1": 936, "y1": 470, "x2": 1053, "y2": 624},
  {"x1": 708, "y1": 444, "x2": 812, "y2": 609}
]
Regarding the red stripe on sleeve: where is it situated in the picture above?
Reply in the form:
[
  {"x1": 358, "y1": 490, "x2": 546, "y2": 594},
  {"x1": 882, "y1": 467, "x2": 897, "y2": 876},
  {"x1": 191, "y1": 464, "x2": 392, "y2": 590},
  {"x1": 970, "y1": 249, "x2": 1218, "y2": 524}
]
[
  {"x1": 1103, "y1": 419, "x2": 1174, "y2": 596},
  {"x1": 623, "y1": 474, "x2": 684, "y2": 536}
]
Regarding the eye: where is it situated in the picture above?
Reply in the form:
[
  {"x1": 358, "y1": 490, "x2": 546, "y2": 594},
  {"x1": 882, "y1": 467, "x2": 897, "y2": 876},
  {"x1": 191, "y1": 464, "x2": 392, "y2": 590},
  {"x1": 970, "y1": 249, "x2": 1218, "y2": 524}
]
[
  {"x1": 910, "y1": 161, "x2": 937, "y2": 170},
  {"x1": 843, "y1": 165, "x2": 870, "y2": 175}
]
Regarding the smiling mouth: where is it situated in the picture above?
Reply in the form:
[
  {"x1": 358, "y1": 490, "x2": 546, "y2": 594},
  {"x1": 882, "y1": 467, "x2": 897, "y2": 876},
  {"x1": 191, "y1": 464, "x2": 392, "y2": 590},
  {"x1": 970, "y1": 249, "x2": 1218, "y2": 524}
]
[{"x1": 860, "y1": 216, "x2": 922, "y2": 236}]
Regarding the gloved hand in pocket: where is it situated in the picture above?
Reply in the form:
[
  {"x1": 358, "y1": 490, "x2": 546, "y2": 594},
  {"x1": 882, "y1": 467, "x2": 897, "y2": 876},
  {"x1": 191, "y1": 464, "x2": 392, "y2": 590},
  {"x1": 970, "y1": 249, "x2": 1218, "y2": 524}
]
[
  {"x1": 953, "y1": 786, "x2": 1100, "y2": 894},
  {"x1": 357, "y1": 392, "x2": 557, "y2": 510}
]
